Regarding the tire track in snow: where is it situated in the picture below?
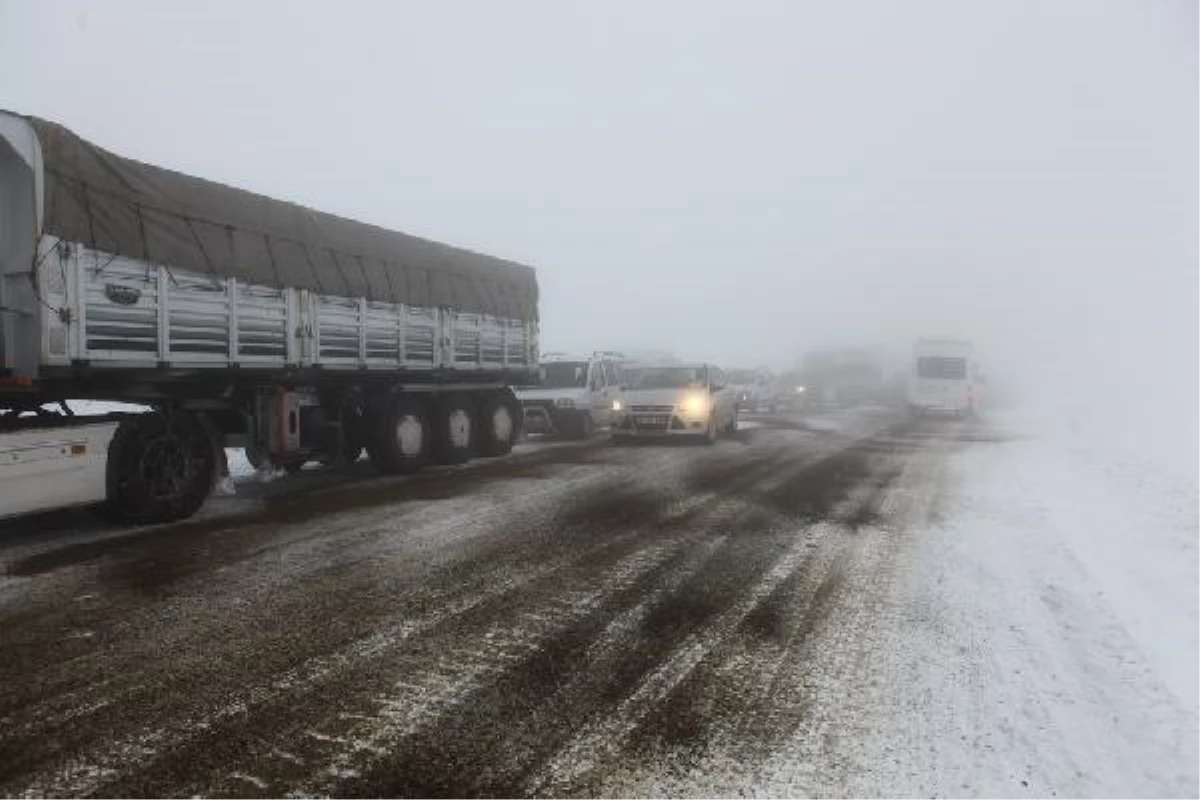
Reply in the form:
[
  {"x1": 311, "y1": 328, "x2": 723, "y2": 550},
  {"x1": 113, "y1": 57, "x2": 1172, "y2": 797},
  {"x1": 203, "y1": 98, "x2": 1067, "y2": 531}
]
[{"x1": 523, "y1": 523, "x2": 837, "y2": 796}]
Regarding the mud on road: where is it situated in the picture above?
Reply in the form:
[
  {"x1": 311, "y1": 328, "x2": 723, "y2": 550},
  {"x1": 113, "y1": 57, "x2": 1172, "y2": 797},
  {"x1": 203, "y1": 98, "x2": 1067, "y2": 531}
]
[{"x1": 0, "y1": 410, "x2": 977, "y2": 797}]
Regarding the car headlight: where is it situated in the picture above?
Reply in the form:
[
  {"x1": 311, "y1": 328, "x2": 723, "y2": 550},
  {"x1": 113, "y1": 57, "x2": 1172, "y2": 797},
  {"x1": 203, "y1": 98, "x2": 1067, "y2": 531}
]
[
  {"x1": 555, "y1": 397, "x2": 575, "y2": 407},
  {"x1": 680, "y1": 392, "x2": 710, "y2": 416},
  {"x1": 611, "y1": 399, "x2": 623, "y2": 412},
  {"x1": 795, "y1": 386, "x2": 806, "y2": 394}
]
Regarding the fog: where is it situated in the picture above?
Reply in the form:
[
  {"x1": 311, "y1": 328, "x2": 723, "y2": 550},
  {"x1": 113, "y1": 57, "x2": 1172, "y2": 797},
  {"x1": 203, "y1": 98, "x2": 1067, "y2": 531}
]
[{"x1": 2, "y1": 0, "x2": 1196, "y2": 466}]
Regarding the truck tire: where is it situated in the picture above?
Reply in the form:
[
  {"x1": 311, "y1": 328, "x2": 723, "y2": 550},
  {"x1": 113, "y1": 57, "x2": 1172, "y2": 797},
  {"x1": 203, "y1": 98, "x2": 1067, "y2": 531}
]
[
  {"x1": 100, "y1": 412, "x2": 216, "y2": 525},
  {"x1": 699, "y1": 414, "x2": 718, "y2": 445},
  {"x1": 476, "y1": 392, "x2": 517, "y2": 457},
  {"x1": 367, "y1": 394, "x2": 431, "y2": 474},
  {"x1": 433, "y1": 393, "x2": 475, "y2": 464}
]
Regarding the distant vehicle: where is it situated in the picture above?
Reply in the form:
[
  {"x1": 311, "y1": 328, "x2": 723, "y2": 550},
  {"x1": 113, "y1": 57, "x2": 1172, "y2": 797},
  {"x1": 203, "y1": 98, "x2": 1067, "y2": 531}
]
[
  {"x1": 727, "y1": 367, "x2": 775, "y2": 412},
  {"x1": 907, "y1": 339, "x2": 983, "y2": 417},
  {"x1": 0, "y1": 112, "x2": 538, "y2": 523},
  {"x1": 765, "y1": 372, "x2": 811, "y2": 413},
  {"x1": 612, "y1": 363, "x2": 737, "y2": 444},
  {"x1": 516, "y1": 352, "x2": 626, "y2": 439},
  {"x1": 799, "y1": 348, "x2": 885, "y2": 409}
]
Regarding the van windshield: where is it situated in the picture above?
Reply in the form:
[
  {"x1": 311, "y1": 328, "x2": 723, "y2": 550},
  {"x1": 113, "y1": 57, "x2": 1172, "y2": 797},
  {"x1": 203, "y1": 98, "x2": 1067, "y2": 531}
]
[
  {"x1": 916, "y1": 357, "x2": 967, "y2": 380},
  {"x1": 541, "y1": 362, "x2": 588, "y2": 388},
  {"x1": 630, "y1": 367, "x2": 707, "y2": 390}
]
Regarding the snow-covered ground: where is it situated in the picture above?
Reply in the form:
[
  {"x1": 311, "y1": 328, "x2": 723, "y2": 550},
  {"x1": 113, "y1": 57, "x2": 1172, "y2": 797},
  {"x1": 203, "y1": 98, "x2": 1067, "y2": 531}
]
[{"x1": 836, "y1": 414, "x2": 1199, "y2": 797}]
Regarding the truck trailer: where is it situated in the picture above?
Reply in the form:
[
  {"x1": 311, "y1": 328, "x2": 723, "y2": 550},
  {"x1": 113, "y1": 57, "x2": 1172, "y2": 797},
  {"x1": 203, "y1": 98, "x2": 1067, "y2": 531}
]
[{"x1": 0, "y1": 112, "x2": 539, "y2": 523}]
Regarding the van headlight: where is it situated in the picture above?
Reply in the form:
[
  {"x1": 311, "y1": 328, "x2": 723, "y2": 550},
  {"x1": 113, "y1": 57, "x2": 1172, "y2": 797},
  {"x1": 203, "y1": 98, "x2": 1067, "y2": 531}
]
[
  {"x1": 611, "y1": 399, "x2": 623, "y2": 412},
  {"x1": 680, "y1": 392, "x2": 710, "y2": 416}
]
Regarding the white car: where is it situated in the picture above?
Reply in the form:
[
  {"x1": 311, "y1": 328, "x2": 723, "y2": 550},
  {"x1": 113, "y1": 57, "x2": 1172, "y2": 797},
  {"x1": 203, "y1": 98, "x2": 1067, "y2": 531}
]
[
  {"x1": 516, "y1": 352, "x2": 626, "y2": 439},
  {"x1": 611, "y1": 363, "x2": 738, "y2": 444},
  {"x1": 727, "y1": 367, "x2": 775, "y2": 412}
]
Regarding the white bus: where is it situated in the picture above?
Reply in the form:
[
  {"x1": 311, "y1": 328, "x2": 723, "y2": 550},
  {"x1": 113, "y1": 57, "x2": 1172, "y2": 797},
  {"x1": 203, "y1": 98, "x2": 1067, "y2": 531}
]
[{"x1": 907, "y1": 339, "x2": 983, "y2": 417}]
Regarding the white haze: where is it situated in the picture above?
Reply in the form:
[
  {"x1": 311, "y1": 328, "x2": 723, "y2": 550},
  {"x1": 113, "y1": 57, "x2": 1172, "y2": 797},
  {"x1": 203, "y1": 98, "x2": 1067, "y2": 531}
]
[{"x1": 2, "y1": 0, "x2": 1196, "y2": 470}]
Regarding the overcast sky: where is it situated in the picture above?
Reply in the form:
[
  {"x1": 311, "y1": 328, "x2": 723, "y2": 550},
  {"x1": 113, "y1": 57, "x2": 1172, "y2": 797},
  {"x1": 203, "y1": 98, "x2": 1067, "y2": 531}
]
[{"x1": 2, "y1": 0, "x2": 1196, "y2": 447}]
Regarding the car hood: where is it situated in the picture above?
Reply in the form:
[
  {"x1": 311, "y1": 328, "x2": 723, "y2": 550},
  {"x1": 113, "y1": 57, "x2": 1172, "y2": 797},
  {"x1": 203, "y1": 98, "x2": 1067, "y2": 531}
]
[{"x1": 515, "y1": 387, "x2": 589, "y2": 403}]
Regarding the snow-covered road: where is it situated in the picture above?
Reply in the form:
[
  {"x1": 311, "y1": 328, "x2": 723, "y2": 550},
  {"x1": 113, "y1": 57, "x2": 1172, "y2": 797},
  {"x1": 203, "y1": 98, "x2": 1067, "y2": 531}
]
[
  {"x1": 759, "y1": 421, "x2": 1198, "y2": 798},
  {"x1": 0, "y1": 409, "x2": 1194, "y2": 797}
]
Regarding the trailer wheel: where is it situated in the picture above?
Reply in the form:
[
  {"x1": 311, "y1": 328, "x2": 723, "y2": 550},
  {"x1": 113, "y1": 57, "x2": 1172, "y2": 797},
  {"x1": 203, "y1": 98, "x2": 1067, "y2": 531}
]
[
  {"x1": 433, "y1": 393, "x2": 475, "y2": 464},
  {"x1": 476, "y1": 392, "x2": 517, "y2": 457},
  {"x1": 100, "y1": 413, "x2": 216, "y2": 524},
  {"x1": 367, "y1": 394, "x2": 430, "y2": 474}
]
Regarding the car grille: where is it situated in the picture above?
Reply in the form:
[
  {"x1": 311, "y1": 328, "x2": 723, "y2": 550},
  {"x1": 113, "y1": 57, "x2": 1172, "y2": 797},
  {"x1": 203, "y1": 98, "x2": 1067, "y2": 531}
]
[{"x1": 630, "y1": 404, "x2": 673, "y2": 412}]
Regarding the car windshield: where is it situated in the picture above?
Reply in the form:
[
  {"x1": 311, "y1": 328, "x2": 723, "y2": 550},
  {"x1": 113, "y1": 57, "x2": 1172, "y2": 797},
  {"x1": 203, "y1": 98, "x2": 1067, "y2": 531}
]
[
  {"x1": 629, "y1": 367, "x2": 707, "y2": 390},
  {"x1": 540, "y1": 362, "x2": 588, "y2": 388}
]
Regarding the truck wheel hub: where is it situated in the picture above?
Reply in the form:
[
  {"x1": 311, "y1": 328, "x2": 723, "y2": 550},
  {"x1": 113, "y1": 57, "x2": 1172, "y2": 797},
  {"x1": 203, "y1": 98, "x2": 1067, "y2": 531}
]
[
  {"x1": 395, "y1": 415, "x2": 424, "y2": 456},
  {"x1": 140, "y1": 435, "x2": 193, "y2": 499},
  {"x1": 448, "y1": 409, "x2": 471, "y2": 448},
  {"x1": 492, "y1": 406, "x2": 513, "y2": 443}
]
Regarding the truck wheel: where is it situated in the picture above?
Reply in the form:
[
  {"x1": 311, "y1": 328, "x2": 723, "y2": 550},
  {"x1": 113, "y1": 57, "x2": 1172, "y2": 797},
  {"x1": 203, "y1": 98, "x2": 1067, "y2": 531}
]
[
  {"x1": 433, "y1": 394, "x2": 475, "y2": 464},
  {"x1": 101, "y1": 413, "x2": 216, "y2": 524},
  {"x1": 700, "y1": 414, "x2": 718, "y2": 445},
  {"x1": 367, "y1": 394, "x2": 431, "y2": 474},
  {"x1": 476, "y1": 392, "x2": 517, "y2": 457},
  {"x1": 574, "y1": 414, "x2": 595, "y2": 440}
]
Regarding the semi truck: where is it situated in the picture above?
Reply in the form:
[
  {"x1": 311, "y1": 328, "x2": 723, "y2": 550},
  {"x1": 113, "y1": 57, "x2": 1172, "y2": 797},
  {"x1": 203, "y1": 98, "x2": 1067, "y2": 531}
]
[{"x1": 0, "y1": 112, "x2": 539, "y2": 523}]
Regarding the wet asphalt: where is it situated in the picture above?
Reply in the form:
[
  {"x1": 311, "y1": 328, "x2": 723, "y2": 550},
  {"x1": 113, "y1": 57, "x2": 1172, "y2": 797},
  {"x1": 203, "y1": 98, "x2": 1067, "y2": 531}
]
[{"x1": 0, "y1": 409, "x2": 979, "y2": 797}]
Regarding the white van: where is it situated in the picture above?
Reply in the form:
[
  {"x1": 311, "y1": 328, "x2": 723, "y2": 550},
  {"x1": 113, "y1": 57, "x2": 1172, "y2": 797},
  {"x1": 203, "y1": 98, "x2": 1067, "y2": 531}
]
[
  {"x1": 908, "y1": 339, "x2": 983, "y2": 416},
  {"x1": 517, "y1": 352, "x2": 626, "y2": 439}
]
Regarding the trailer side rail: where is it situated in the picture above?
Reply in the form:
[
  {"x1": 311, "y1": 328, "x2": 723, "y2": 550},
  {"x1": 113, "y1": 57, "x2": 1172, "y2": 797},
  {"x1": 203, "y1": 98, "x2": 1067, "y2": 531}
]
[{"x1": 37, "y1": 238, "x2": 537, "y2": 374}]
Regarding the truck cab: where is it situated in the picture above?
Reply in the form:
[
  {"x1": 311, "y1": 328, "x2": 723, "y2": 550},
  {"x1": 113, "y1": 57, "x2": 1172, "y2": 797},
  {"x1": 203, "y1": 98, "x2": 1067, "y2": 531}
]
[{"x1": 516, "y1": 352, "x2": 626, "y2": 439}]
